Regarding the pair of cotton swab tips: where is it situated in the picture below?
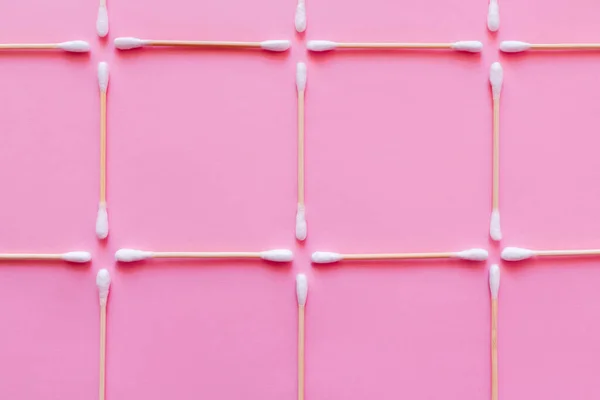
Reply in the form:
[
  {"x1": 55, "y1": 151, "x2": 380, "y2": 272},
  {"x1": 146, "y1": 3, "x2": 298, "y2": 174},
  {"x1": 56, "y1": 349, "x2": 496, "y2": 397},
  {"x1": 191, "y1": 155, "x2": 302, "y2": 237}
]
[
  {"x1": 96, "y1": 62, "x2": 110, "y2": 239},
  {"x1": 500, "y1": 41, "x2": 600, "y2": 52},
  {"x1": 307, "y1": 40, "x2": 483, "y2": 52},
  {"x1": 0, "y1": 41, "x2": 90, "y2": 52},
  {"x1": 311, "y1": 248, "x2": 488, "y2": 263},
  {"x1": 114, "y1": 37, "x2": 291, "y2": 52},
  {"x1": 0, "y1": 252, "x2": 91, "y2": 263},
  {"x1": 114, "y1": 248, "x2": 294, "y2": 262},
  {"x1": 96, "y1": 269, "x2": 111, "y2": 400}
]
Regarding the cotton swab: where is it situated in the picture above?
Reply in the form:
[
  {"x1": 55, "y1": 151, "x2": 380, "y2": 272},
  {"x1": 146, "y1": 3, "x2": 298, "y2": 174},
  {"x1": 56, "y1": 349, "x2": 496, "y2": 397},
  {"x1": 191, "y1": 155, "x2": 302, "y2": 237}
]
[
  {"x1": 96, "y1": 0, "x2": 109, "y2": 37},
  {"x1": 295, "y1": 0, "x2": 306, "y2": 32},
  {"x1": 296, "y1": 62, "x2": 307, "y2": 241},
  {"x1": 114, "y1": 37, "x2": 291, "y2": 52},
  {"x1": 0, "y1": 252, "x2": 91, "y2": 263},
  {"x1": 115, "y1": 248, "x2": 294, "y2": 262},
  {"x1": 489, "y1": 62, "x2": 503, "y2": 241},
  {"x1": 307, "y1": 40, "x2": 483, "y2": 53},
  {"x1": 296, "y1": 274, "x2": 308, "y2": 400},
  {"x1": 487, "y1": 0, "x2": 500, "y2": 32},
  {"x1": 500, "y1": 41, "x2": 600, "y2": 52},
  {"x1": 0, "y1": 41, "x2": 90, "y2": 52},
  {"x1": 96, "y1": 62, "x2": 109, "y2": 240},
  {"x1": 502, "y1": 247, "x2": 600, "y2": 261},
  {"x1": 96, "y1": 269, "x2": 111, "y2": 400},
  {"x1": 489, "y1": 264, "x2": 500, "y2": 400},
  {"x1": 311, "y1": 248, "x2": 488, "y2": 264}
]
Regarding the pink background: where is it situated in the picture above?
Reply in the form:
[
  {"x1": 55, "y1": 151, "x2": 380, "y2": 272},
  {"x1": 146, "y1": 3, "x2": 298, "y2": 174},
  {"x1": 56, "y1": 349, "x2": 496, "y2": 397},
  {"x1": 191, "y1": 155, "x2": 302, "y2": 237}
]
[{"x1": 1, "y1": 0, "x2": 600, "y2": 399}]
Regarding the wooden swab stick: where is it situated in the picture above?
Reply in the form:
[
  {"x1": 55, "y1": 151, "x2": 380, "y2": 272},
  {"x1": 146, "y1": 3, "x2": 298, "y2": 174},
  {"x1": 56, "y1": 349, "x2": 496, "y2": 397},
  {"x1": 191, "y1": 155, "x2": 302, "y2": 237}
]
[
  {"x1": 115, "y1": 248, "x2": 294, "y2": 262},
  {"x1": 0, "y1": 252, "x2": 91, "y2": 263},
  {"x1": 0, "y1": 41, "x2": 90, "y2": 52},
  {"x1": 489, "y1": 265, "x2": 500, "y2": 400},
  {"x1": 502, "y1": 247, "x2": 600, "y2": 261},
  {"x1": 96, "y1": 269, "x2": 111, "y2": 400},
  {"x1": 501, "y1": 41, "x2": 600, "y2": 52},
  {"x1": 114, "y1": 37, "x2": 290, "y2": 52},
  {"x1": 307, "y1": 40, "x2": 483, "y2": 52},
  {"x1": 296, "y1": 274, "x2": 308, "y2": 400},
  {"x1": 96, "y1": 62, "x2": 109, "y2": 240},
  {"x1": 96, "y1": 0, "x2": 109, "y2": 37},
  {"x1": 490, "y1": 62, "x2": 503, "y2": 241},
  {"x1": 296, "y1": 62, "x2": 307, "y2": 241},
  {"x1": 312, "y1": 248, "x2": 488, "y2": 264}
]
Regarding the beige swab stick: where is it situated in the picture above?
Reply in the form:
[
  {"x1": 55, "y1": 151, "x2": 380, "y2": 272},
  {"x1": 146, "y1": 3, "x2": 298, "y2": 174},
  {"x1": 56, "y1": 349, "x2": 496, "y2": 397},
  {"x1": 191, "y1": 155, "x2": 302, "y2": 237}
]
[
  {"x1": 296, "y1": 62, "x2": 307, "y2": 241},
  {"x1": 0, "y1": 41, "x2": 90, "y2": 52},
  {"x1": 502, "y1": 247, "x2": 600, "y2": 261},
  {"x1": 96, "y1": 0, "x2": 109, "y2": 37},
  {"x1": 114, "y1": 37, "x2": 290, "y2": 52},
  {"x1": 96, "y1": 62, "x2": 110, "y2": 239},
  {"x1": 307, "y1": 40, "x2": 483, "y2": 52},
  {"x1": 96, "y1": 269, "x2": 111, "y2": 400},
  {"x1": 0, "y1": 252, "x2": 91, "y2": 263},
  {"x1": 296, "y1": 274, "x2": 308, "y2": 400},
  {"x1": 489, "y1": 264, "x2": 500, "y2": 400},
  {"x1": 115, "y1": 249, "x2": 294, "y2": 262},
  {"x1": 500, "y1": 41, "x2": 600, "y2": 52},
  {"x1": 489, "y1": 62, "x2": 503, "y2": 241},
  {"x1": 311, "y1": 248, "x2": 488, "y2": 264}
]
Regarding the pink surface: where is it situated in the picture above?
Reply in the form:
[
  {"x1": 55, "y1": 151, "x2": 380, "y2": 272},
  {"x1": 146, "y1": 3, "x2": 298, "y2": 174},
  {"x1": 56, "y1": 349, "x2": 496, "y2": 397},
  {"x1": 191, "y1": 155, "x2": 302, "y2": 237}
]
[{"x1": 1, "y1": 0, "x2": 600, "y2": 399}]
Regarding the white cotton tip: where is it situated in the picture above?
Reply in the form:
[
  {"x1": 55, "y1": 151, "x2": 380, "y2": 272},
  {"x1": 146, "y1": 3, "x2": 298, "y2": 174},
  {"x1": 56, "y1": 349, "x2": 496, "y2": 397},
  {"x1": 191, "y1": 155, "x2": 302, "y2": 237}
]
[
  {"x1": 500, "y1": 41, "x2": 531, "y2": 53},
  {"x1": 57, "y1": 41, "x2": 90, "y2": 53},
  {"x1": 454, "y1": 248, "x2": 489, "y2": 261},
  {"x1": 295, "y1": 2, "x2": 306, "y2": 33},
  {"x1": 296, "y1": 62, "x2": 307, "y2": 92},
  {"x1": 96, "y1": 5, "x2": 109, "y2": 37},
  {"x1": 501, "y1": 247, "x2": 535, "y2": 261},
  {"x1": 307, "y1": 40, "x2": 337, "y2": 52},
  {"x1": 311, "y1": 251, "x2": 343, "y2": 264},
  {"x1": 487, "y1": 1, "x2": 500, "y2": 32},
  {"x1": 489, "y1": 62, "x2": 503, "y2": 99},
  {"x1": 61, "y1": 251, "x2": 92, "y2": 263},
  {"x1": 96, "y1": 269, "x2": 111, "y2": 305},
  {"x1": 260, "y1": 40, "x2": 291, "y2": 52},
  {"x1": 490, "y1": 209, "x2": 502, "y2": 241},
  {"x1": 451, "y1": 41, "x2": 483, "y2": 53},
  {"x1": 115, "y1": 249, "x2": 153, "y2": 262},
  {"x1": 296, "y1": 274, "x2": 308, "y2": 306},
  {"x1": 98, "y1": 62, "x2": 109, "y2": 92},
  {"x1": 260, "y1": 249, "x2": 294, "y2": 262},
  {"x1": 489, "y1": 264, "x2": 500, "y2": 299},
  {"x1": 96, "y1": 202, "x2": 109, "y2": 239},
  {"x1": 114, "y1": 37, "x2": 148, "y2": 50},
  {"x1": 295, "y1": 203, "x2": 307, "y2": 241}
]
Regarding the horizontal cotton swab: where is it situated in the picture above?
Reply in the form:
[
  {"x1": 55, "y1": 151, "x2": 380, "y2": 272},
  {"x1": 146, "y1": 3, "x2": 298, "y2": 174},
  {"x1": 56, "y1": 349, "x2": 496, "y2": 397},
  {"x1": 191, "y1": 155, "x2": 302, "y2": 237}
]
[
  {"x1": 114, "y1": 37, "x2": 291, "y2": 52},
  {"x1": 487, "y1": 0, "x2": 500, "y2": 32},
  {"x1": 500, "y1": 41, "x2": 600, "y2": 53},
  {"x1": 96, "y1": 0, "x2": 109, "y2": 37},
  {"x1": 116, "y1": 248, "x2": 294, "y2": 262},
  {"x1": 0, "y1": 41, "x2": 90, "y2": 52},
  {"x1": 307, "y1": 40, "x2": 483, "y2": 53},
  {"x1": 96, "y1": 269, "x2": 111, "y2": 400},
  {"x1": 96, "y1": 62, "x2": 110, "y2": 239},
  {"x1": 312, "y1": 248, "x2": 488, "y2": 264},
  {"x1": 502, "y1": 247, "x2": 600, "y2": 261},
  {"x1": 0, "y1": 252, "x2": 91, "y2": 263}
]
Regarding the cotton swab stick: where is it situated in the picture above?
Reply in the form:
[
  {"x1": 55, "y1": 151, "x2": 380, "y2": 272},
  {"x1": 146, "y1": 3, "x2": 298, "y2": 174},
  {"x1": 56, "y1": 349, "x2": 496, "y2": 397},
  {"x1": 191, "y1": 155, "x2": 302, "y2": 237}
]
[
  {"x1": 295, "y1": 0, "x2": 306, "y2": 32},
  {"x1": 0, "y1": 252, "x2": 91, "y2": 263},
  {"x1": 488, "y1": 0, "x2": 500, "y2": 32},
  {"x1": 115, "y1": 248, "x2": 294, "y2": 262},
  {"x1": 96, "y1": 0, "x2": 109, "y2": 37},
  {"x1": 312, "y1": 248, "x2": 488, "y2": 264},
  {"x1": 96, "y1": 62, "x2": 109, "y2": 240},
  {"x1": 114, "y1": 37, "x2": 291, "y2": 52},
  {"x1": 0, "y1": 41, "x2": 90, "y2": 52},
  {"x1": 296, "y1": 274, "x2": 308, "y2": 400},
  {"x1": 307, "y1": 40, "x2": 483, "y2": 53},
  {"x1": 489, "y1": 264, "x2": 500, "y2": 400},
  {"x1": 500, "y1": 41, "x2": 600, "y2": 52},
  {"x1": 96, "y1": 269, "x2": 111, "y2": 400},
  {"x1": 502, "y1": 247, "x2": 600, "y2": 261},
  {"x1": 296, "y1": 62, "x2": 307, "y2": 241},
  {"x1": 490, "y1": 62, "x2": 503, "y2": 241}
]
